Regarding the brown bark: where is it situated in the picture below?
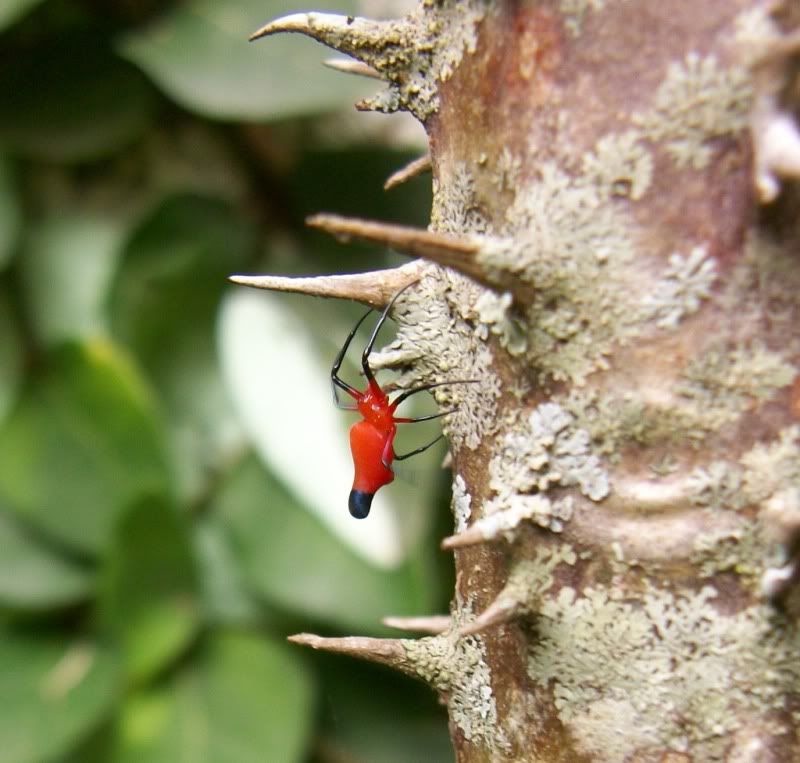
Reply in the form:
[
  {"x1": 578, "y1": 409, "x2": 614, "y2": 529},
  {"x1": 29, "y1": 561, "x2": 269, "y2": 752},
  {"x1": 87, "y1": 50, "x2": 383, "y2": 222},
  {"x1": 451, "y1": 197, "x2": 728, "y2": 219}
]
[{"x1": 238, "y1": 1, "x2": 800, "y2": 760}]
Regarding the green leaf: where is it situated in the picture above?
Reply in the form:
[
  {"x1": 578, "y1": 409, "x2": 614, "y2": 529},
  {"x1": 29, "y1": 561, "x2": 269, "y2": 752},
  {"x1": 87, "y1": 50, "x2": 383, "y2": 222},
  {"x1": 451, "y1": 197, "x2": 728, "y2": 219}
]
[
  {"x1": 118, "y1": 0, "x2": 370, "y2": 121},
  {"x1": 0, "y1": 289, "x2": 23, "y2": 427},
  {"x1": 97, "y1": 496, "x2": 200, "y2": 684},
  {"x1": 0, "y1": 509, "x2": 93, "y2": 610},
  {"x1": 118, "y1": 631, "x2": 314, "y2": 763},
  {"x1": 0, "y1": 156, "x2": 21, "y2": 270},
  {"x1": 0, "y1": 629, "x2": 119, "y2": 763},
  {"x1": 0, "y1": 32, "x2": 155, "y2": 162},
  {"x1": 194, "y1": 517, "x2": 260, "y2": 626},
  {"x1": 213, "y1": 455, "x2": 434, "y2": 633},
  {"x1": 109, "y1": 194, "x2": 253, "y2": 501},
  {"x1": 0, "y1": 340, "x2": 172, "y2": 555},
  {"x1": 0, "y1": 0, "x2": 46, "y2": 32},
  {"x1": 20, "y1": 212, "x2": 125, "y2": 345}
]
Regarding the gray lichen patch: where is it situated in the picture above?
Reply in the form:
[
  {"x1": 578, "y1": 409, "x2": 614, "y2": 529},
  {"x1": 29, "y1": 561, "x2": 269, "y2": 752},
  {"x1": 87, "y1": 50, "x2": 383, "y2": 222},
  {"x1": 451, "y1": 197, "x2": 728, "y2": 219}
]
[
  {"x1": 465, "y1": 494, "x2": 575, "y2": 542},
  {"x1": 430, "y1": 160, "x2": 491, "y2": 236},
  {"x1": 371, "y1": 269, "x2": 501, "y2": 450},
  {"x1": 473, "y1": 129, "x2": 704, "y2": 384},
  {"x1": 560, "y1": 345, "x2": 795, "y2": 463},
  {"x1": 685, "y1": 430, "x2": 800, "y2": 582},
  {"x1": 495, "y1": 543, "x2": 579, "y2": 614},
  {"x1": 686, "y1": 460, "x2": 747, "y2": 510},
  {"x1": 430, "y1": 132, "x2": 722, "y2": 385},
  {"x1": 676, "y1": 342, "x2": 796, "y2": 429},
  {"x1": 687, "y1": 427, "x2": 800, "y2": 513},
  {"x1": 633, "y1": 52, "x2": 752, "y2": 169},
  {"x1": 561, "y1": 338, "x2": 795, "y2": 458},
  {"x1": 528, "y1": 584, "x2": 800, "y2": 762},
  {"x1": 403, "y1": 603, "x2": 508, "y2": 751},
  {"x1": 580, "y1": 130, "x2": 653, "y2": 201},
  {"x1": 559, "y1": 0, "x2": 630, "y2": 37},
  {"x1": 362, "y1": 0, "x2": 486, "y2": 119},
  {"x1": 478, "y1": 157, "x2": 638, "y2": 383},
  {"x1": 492, "y1": 403, "x2": 610, "y2": 501},
  {"x1": 561, "y1": 388, "x2": 677, "y2": 457},
  {"x1": 479, "y1": 403, "x2": 609, "y2": 536},
  {"x1": 474, "y1": 290, "x2": 527, "y2": 356},
  {"x1": 690, "y1": 515, "x2": 770, "y2": 583},
  {"x1": 741, "y1": 426, "x2": 800, "y2": 507},
  {"x1": 641, "y1": 246, "x2": 717, "y2": 329}
]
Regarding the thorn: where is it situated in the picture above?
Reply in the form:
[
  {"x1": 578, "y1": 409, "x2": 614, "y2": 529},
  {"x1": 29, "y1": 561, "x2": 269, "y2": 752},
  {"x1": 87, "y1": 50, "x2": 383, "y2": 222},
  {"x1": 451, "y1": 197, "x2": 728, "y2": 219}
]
[
  {"x1": 456, "y1": 546, "x2": 574, "y2": 636},
  {"x1": 458, "y1": 597, "x2": 518, "y2": 636},
  {"x1": 306, "y1": 213, "x2": 492, "y2": 286},
  {"x1": 751, "y1": 27, "x2": 800, "y2": 68},
  {"x1": 761, "y1": 562, "x2": 798, "y2": 600},
  {"x1": 382, "y1": 614, "x2": 451, "y2": 634},
  {"x1": 441, "y1": 524, "x2": 487, "y2": 550},
  {"x1": 754, "y1": 112, "x2": 800, "y2": 203},
  {"x1": 229, "y1": 261, "x2": 425, "y2": 309},
  {"x1": 441, "y1": 497, "x2": 559, "y2": 550},
  {"x1": 323, "y1": 57, "x2": 382, "y2": 79},
  {"x1": 288, "y1": 632, "x2": 419, "y2": 679},
  {"x1": 249, "y1": 12, "x2": 403, "y2": 72},
  {"x1": 384, "y1": 154, "x2": 432, "y2": 190},
  {"x1": 749, "y1": 25, "x2": 800, "y2": 202},
  {"x1": 250, "y1": 12, "x2": 374, "y2": 43}
]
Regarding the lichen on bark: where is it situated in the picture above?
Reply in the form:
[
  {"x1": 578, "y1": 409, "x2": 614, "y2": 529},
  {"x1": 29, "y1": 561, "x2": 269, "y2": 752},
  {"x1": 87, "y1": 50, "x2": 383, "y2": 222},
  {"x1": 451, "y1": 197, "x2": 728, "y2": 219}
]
[{"x1": 236, "y1": 0, "x2": 800, "y2": 759}]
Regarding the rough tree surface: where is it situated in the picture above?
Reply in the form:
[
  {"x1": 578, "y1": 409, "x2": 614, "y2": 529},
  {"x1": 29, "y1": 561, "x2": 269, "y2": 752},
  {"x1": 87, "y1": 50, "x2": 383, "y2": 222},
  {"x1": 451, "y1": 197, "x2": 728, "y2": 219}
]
[{"x1": 235, "y1": 1, "x2": 800, "y2": 760}]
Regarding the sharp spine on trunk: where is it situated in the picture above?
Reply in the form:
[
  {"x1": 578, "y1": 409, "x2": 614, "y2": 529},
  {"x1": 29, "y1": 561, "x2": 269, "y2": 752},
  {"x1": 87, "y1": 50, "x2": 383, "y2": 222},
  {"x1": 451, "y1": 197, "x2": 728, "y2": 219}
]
[
  {"x1": 384, "y1": 154, "x2": 432, "y2": 190},
  {"x1": 382, "y1": 614, "x2": 452, "y2": 634},
  {"x1": 288, "y1": 632, "x2": 416, "y2": 676},
  {"x1": 323, "y1": 57, "x2": 383, "y2": 79},
  {"x1": 228, "y1": 262, "x2": 424, "y2": 308},
  {"x1": 306, "y1": 213, "x2": 498, "y2": 288}
]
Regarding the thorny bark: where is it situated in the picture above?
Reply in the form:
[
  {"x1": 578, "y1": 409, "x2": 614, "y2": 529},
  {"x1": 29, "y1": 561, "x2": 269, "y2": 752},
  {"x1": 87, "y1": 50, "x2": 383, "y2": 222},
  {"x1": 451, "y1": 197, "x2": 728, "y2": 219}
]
[{"x1": 236, "y1": 1, "x2": 800, "y2": 761}]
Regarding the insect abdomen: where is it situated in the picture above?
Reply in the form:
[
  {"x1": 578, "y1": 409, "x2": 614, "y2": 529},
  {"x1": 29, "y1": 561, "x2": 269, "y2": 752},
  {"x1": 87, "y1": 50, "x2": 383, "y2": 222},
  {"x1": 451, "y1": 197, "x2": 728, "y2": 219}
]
[{"x1": 349, "y1": 420, "x2": 394, "y2": 515}]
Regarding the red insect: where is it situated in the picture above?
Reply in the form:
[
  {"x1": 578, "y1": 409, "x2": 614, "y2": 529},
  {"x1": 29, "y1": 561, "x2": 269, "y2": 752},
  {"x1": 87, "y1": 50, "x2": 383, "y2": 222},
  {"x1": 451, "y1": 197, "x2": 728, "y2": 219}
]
[{"x1": 331, "y1": 284, "x2": 467, "y2": 519}]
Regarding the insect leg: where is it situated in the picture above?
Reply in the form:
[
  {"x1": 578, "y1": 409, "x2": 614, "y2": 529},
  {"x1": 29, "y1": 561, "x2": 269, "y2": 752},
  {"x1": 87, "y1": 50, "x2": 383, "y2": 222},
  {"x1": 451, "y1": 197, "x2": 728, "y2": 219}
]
[
  {"x1": 331, "y1": 308, "x2": 372, "y2": 406},
  {"x1": 380, "y1": 427, "x2": 397, "y2": 471},
  {"x1": 361, "y1": 281, "x2": 417, "y2": 384},
  {"x1": 391, "y1": 379, "x2": 479, "y2": 408},
  {"x1": 394, "y1": 434, "x2": 445, "y2": 461},
  {"x1": 394, "y1": 408, "x2": 458, "y2": 423}
]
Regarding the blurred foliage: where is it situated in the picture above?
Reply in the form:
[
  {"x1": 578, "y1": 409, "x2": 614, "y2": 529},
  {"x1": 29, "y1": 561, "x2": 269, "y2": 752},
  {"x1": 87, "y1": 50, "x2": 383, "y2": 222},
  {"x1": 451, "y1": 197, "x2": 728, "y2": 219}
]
[{"x1": 0, "y1": 0, "x2": 453, "y2": 761}]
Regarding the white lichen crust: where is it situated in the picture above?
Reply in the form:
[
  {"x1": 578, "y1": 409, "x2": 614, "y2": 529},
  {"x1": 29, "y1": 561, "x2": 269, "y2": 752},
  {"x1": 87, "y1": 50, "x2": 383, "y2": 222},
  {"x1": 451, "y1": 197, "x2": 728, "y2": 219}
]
[
  {"x1": 452, "y1": 473, "x2": 472, "y2": 533},
  {"x1": 479, "y1": 403, "x2": 609, "y2": 537},
  {"x1": 642, "y1": 246, "x2": 717, "y2": 330},
  {"x1": 465, "y1": 131, "x2": 719, "y2": 384},
  {"x1": 560, "y1": 341, "x2": 795, "y2": 457},
  {"x1": 404, "y1": 602, "x2": 509, "y2": 751},
  {"x1": 633, "y1": 52, "x2": 752, "y2": 169},
  {"x1": 528, "y1": 584, "x2": 800, "y2": 762}
]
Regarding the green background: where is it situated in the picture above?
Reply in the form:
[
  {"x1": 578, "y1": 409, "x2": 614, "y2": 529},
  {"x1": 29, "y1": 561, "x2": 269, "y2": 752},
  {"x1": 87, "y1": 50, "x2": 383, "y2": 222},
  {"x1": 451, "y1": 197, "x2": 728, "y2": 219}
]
[{"x1": 0, "y1": 0, "x2": 455, "y2": 760}]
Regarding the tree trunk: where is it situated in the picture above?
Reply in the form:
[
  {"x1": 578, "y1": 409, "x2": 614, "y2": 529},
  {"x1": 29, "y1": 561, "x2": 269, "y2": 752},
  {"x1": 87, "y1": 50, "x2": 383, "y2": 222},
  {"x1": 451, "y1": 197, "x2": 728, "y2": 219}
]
[{"x1": 238, "y1": 1, "x2": 800, "y2": 760}]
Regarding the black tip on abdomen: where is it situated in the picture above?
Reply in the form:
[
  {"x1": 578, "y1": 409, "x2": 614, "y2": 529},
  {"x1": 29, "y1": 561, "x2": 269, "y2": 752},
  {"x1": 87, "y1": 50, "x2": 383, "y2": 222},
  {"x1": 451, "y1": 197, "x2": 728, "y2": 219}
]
[{"x1": 349, "y1": 490, "x2": 374, "y2": 519}]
